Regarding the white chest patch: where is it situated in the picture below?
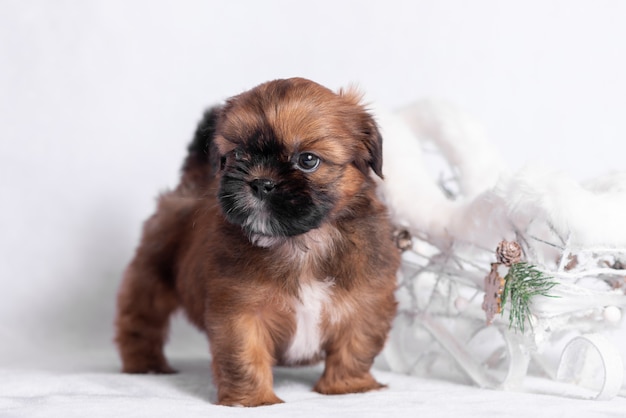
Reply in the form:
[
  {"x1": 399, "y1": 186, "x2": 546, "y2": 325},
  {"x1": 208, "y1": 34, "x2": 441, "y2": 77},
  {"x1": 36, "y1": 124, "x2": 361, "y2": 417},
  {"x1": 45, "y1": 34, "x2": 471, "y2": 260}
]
[{"x1": 284, "y1": 280, "x2": 334, "y2": 364}]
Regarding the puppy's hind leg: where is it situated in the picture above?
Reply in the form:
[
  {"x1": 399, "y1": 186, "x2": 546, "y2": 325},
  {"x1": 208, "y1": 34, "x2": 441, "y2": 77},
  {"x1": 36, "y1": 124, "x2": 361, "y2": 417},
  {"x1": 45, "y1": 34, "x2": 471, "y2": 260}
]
[{"x1": 115, "y1": 257, "x2": 179, "y2": 374}]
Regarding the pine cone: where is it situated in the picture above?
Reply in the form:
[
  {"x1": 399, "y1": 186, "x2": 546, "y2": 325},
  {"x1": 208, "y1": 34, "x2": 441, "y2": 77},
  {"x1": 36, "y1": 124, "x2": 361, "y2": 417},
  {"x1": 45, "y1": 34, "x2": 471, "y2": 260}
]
[
  {"x1": 393, "y1": 229, "x2": 413, "y2": 252},
  {"x1": 496, "y1": 240, "x2": 522, "y2": 266}
]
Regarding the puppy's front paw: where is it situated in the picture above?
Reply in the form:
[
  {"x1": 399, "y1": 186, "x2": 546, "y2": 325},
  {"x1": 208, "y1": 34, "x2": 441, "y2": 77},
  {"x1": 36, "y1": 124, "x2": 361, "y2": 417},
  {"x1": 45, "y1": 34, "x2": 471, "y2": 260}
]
[
  {"x1": 314, "y1": 372, "x2": 385, "y2": 395},
  {"x1": 122, "y1": 360, "x2": 177, "y2": 375},
  {"x1": 218, "y1": 392, "x2": 284, "y2": 407}
]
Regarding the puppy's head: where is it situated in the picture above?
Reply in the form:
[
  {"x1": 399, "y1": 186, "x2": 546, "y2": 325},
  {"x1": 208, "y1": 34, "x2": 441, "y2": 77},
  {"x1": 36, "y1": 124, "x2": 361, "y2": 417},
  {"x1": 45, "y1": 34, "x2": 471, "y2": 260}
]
[{"x1": 212, "y1": 78, "x2": 382, "y2": 245}]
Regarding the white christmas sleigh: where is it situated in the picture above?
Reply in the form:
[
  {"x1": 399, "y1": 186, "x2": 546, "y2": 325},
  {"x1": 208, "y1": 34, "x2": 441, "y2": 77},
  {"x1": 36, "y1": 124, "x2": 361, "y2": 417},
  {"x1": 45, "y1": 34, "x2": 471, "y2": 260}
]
[{"x1": 375, "y1": 101, "x2": 626, "y2": 400}]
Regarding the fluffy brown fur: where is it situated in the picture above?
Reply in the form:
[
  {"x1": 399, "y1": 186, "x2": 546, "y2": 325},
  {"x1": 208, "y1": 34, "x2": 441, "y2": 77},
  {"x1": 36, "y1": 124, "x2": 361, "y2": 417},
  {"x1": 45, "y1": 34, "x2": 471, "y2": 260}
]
[{"x1": 115, "y1": 78, "x2": 400, "y2": 407}]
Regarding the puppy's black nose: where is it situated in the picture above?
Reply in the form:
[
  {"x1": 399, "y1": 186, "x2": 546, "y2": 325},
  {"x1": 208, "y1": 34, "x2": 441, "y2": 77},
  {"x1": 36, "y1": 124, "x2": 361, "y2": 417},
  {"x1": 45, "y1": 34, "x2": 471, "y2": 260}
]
[{"x1": 249, "y1": 178, "x2": 276, "y2": 199}]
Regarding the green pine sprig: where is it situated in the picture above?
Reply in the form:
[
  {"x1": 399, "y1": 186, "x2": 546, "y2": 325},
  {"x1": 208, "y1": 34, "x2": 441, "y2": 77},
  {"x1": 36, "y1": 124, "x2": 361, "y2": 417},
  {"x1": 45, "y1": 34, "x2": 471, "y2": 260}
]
[{"x1": 501, "y1": 262, "x2": 558, "y2": 333}]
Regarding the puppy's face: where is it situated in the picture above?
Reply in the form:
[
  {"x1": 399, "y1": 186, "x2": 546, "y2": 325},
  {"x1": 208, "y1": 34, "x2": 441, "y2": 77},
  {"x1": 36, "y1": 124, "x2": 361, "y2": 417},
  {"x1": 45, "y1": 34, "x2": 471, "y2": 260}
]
[{"x1": 212, "y1": 78, "x2": 383, "y2": 244}]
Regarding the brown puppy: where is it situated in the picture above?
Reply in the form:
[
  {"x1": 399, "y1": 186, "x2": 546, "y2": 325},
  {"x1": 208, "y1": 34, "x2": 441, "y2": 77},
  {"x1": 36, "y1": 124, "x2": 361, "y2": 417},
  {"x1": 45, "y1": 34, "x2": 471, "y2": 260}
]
[{"x1": 115, "y1": 77, "x2": 400, "y2": 407}]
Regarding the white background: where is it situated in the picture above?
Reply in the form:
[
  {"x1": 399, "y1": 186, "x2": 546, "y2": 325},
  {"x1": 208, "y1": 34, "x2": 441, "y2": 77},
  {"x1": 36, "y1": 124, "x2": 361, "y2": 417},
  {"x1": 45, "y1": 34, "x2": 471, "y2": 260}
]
[{"x1": 1, "y1": 1, "x2": 626, "y2": 413}]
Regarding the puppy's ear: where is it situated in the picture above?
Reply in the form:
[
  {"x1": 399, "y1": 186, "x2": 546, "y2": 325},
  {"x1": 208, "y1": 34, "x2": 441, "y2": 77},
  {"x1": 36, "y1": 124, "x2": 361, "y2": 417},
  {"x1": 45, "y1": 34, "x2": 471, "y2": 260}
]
[
  {"x1": 181, "y1": 106, "x2": 223, "y2": 186},
  {"x1": 339, "y1": 87, "x2": 384, "y2": 179},
  {"x1": 188, "y1": 106, "x2": 223, "y2": 167},
  {"x1": 357, "y1": 111, "x2": 384, "y2": 179}
]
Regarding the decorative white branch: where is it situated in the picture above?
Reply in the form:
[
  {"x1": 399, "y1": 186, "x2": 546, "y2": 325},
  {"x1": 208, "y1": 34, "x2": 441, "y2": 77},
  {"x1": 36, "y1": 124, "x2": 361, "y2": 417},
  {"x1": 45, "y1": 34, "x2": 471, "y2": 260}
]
[{"x1": 375, "y1": 100, "x2": 626, "y2": 400}]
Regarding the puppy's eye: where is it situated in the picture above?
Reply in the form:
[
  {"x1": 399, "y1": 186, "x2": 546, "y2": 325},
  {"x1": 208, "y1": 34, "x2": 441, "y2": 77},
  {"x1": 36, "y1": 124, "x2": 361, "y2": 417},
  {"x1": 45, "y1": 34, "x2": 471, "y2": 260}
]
[
  {"x1": 234, "y1": 148, "x2": 244, "y2": 161},
  {"x1": 295, "y1": 152, "x2": 321, "y2": 172}
]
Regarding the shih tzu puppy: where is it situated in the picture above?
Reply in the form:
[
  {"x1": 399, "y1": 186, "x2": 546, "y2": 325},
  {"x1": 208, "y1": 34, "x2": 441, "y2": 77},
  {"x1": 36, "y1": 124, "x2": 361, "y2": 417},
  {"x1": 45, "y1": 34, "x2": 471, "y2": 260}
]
[{"x1": 115, "y1": 77, "x2": 400, "y2": 407}]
